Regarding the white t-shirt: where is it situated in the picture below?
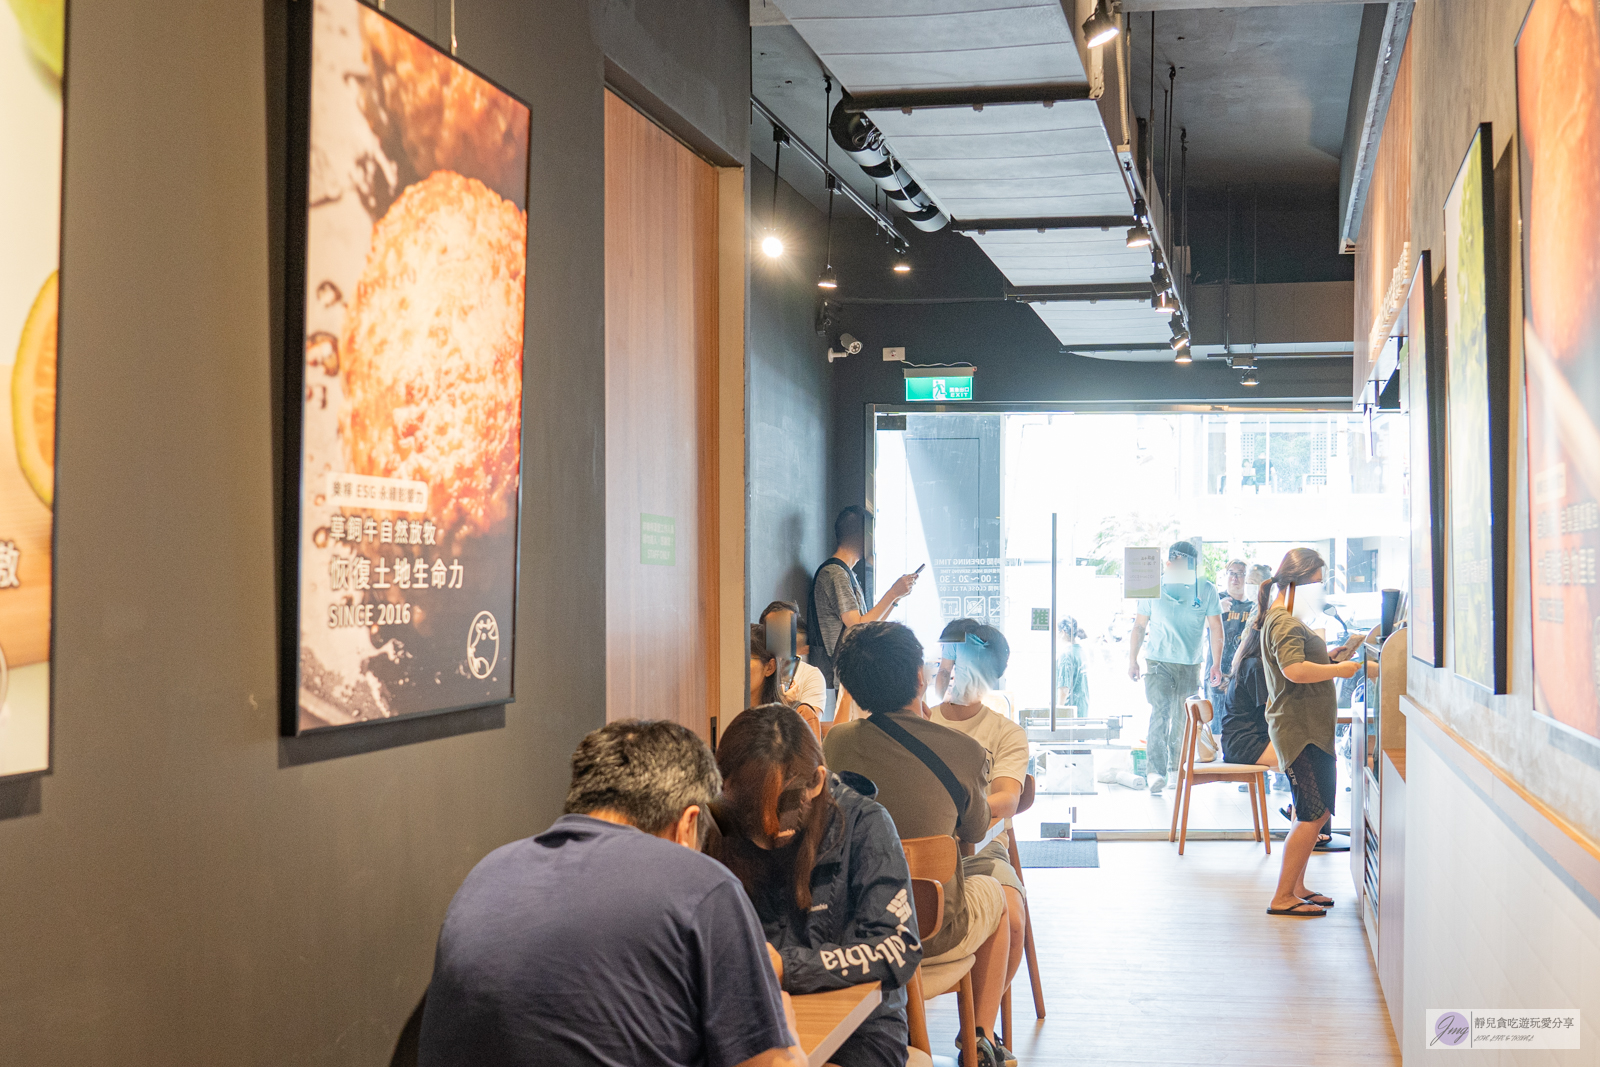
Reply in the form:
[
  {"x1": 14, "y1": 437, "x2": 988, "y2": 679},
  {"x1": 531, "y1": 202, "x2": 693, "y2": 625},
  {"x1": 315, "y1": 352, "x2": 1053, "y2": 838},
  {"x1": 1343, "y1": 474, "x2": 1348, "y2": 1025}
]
[
  {"x1": 929, "y1": 702, "x2": 1030, "y2": 792},
  {"x1": 783, "y1": 661, "x2": 827, "y2": 716}
]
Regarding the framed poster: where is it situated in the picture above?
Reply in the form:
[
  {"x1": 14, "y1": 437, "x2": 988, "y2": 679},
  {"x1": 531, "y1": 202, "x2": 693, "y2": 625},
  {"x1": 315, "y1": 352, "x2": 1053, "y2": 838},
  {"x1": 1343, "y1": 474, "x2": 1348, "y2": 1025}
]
[
  {"x1": 1518, "y1": 0, "x2": 1600, "y2": 740},
  {"x1": 0, "y1": 0, "x2": 64, "y2": 776},
  {"x1": 1442, "y1": 123, "x2": 1511, "y2": 694},
  {"x1": 281, "y1": 0, "x2": 530, "y2": 733},
  {"x1": 1401, "y1": 250, "x2": 1446, "y2": 667}
]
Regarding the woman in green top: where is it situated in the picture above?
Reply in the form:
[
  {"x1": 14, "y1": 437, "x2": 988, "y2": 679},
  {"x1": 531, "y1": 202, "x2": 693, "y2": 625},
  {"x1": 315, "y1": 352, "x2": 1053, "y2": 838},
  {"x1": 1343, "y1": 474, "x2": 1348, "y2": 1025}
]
[
  {"x1": 1254, "y1": 548, "x2": 1361, "y2": 917},
  {"x1": 1055, "y1": 616, "x2": 1090, "y2": 717}
]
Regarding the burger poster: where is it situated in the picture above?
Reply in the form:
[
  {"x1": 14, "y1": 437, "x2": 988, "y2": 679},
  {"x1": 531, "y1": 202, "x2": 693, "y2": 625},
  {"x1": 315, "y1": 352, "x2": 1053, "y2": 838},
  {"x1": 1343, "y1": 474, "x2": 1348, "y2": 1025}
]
[
  {"x1": 283, "y1": 0, "x2": 529, "y2": 733},
  {"x1": 0, "y1": 0, "x2": 62, "y2": 777},
  {"x1": 1518, "y1": 0, "x2": 1600, "y2": 741}
]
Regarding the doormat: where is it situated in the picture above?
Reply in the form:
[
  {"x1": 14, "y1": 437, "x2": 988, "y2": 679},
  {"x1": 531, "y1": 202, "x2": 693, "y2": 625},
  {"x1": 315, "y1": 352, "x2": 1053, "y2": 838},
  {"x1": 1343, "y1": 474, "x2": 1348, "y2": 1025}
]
[{"x1": 1017, "y1": 837, "x2": 1099, "y2": 868}]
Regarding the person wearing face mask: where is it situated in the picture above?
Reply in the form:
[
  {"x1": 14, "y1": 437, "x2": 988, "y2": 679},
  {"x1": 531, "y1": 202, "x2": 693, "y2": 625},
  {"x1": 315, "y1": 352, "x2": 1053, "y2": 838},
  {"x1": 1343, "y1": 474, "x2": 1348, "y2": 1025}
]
[
  {"x1": 928, "y1": 624, "x2": 1029, "y2": 1062},
  {"x1": 1255, "y1": 548, "x2": 1362, "y2": 917},
  {"x1": 1127, "y1": 541, "x2": 1225, "y2": 795},
  {"x1": 713, "y1": 705, "x2": 922, "y2": 1067}
]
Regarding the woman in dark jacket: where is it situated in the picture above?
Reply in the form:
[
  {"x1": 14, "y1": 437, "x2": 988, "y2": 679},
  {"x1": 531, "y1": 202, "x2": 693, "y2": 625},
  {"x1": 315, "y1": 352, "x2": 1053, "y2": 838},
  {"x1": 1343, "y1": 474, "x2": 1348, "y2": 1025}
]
[
  {"x1": 713, "y1": 704, "x2": 921, "y2": 1067},
  {"x1": 1223, "y1": 622, "x2": 1276, "y2": 768}
]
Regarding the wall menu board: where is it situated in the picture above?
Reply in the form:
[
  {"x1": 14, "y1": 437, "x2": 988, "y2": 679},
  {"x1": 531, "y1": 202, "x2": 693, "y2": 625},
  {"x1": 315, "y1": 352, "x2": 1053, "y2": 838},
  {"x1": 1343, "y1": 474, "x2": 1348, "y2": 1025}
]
[
  {"x1": 0, "y1": 0, "x2": 63, "y2": 776},
  {"x1": 281, "y1": 0, "x2": 530, "y2": 733},
  {"x1": 1518, "y1": 0, "x2": 1600, "y2": 742},
  {"x1": 1442, "y1": 123, "x2": 1511, "y2": 695}
]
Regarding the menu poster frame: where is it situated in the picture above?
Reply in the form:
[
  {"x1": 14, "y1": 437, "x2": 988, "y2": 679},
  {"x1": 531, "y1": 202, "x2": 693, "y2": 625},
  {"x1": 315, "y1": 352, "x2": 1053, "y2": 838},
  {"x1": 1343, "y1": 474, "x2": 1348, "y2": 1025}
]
[
  {"x1": 278, "y1": 0, "x2": 530, "y2": 735},
  {"x1": 0, "y1": 0, "x2": 66, "y2": 779},
  {"x1": 1402, "y1": 250, "x2": 1447, "y2": 668},
  {"x1": 1441, "y1": 122, "x2": 1512, "y2": 695},
  {"x1": 1516, "y1": 0, "x2": 1600, "y2": 742}
]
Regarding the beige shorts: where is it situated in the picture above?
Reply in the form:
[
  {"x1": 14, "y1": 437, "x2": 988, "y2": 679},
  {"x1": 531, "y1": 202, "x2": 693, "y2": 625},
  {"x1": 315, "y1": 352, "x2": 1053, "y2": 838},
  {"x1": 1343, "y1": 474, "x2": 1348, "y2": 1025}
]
[
  {"x1": 923, "y1": 873, "x2": 1005, "y2": 965},
  {"x1": 961, "y1": 833, "x2": 1026, "y2": 900}
]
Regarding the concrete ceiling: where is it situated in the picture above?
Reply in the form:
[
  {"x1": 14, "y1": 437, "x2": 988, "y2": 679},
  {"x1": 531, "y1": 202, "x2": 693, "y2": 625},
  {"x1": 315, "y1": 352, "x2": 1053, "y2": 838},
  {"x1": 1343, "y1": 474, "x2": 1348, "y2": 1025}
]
[{"x1": 1128, "y1": 3, "x2": 1367, "y2": 185}]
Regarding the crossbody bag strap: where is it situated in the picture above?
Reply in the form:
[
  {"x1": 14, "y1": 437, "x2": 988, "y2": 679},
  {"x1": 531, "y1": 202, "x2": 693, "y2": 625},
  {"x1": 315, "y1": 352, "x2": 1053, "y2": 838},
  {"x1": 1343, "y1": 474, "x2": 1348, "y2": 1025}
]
[{"x1": 864, "y1": 713, "x2": 969, "y2": 814}]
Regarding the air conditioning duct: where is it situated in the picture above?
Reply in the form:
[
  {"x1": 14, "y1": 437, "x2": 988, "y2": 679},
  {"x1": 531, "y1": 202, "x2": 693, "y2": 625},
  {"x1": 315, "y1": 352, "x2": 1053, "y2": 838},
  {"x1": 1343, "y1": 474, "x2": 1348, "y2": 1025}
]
[{"x1": 829, "y1": 101, "x2": 950, "y2": 232}]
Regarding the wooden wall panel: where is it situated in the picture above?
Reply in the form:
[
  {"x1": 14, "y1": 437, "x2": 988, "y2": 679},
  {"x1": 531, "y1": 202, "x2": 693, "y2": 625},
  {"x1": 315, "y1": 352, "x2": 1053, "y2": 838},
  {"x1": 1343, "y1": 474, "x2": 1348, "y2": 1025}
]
[
  {"x1": 604, "y1": 91, "x2": 720, "y2": 734},
  {"x1": 1353, "y1": 43, "x2": 1414, "y2": 400}
]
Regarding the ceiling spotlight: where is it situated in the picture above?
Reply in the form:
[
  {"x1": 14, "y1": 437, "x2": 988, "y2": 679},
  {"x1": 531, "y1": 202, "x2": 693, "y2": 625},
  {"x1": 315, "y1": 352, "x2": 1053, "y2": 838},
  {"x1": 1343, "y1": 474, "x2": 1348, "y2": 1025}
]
[
  {"x1": 1151, "y1": 265, "x2": 1170, "y2": 292},
  {"x1": 1173, "y1": 347, "x2": 1193, "y2": 364},
  {"x1": 892, "y1": 254, "x2": 912, "y2": 273},
  {"x1": 1152, "y1": 289, "x2": 1176, "y2": 314},
  {"x1": 1082, "y1": 0, "x2": 1120, "y2": 48},
  {"x1": 1241, "y1": 368, "x2": 1260, "y2": 386},
  {"x1": 1170, "y1": 314, "x2": 1190, "y2": 351},
  {"x1": 1126, "y1": 223, "x2": 1151, "y2": 249},
  {"x1": 761, "y1": 233, "x2": 785, "y2": 259},
  {"x1": 816, "y1": 265, "x2": 838, "y2": 289}
]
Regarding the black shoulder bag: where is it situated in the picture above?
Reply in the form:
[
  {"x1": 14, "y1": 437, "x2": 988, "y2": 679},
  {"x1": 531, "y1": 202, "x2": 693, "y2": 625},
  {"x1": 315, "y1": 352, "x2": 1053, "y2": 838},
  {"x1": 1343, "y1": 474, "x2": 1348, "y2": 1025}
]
[{"x1": 864, "y1": 713, "x2": 970, "y2": 814}]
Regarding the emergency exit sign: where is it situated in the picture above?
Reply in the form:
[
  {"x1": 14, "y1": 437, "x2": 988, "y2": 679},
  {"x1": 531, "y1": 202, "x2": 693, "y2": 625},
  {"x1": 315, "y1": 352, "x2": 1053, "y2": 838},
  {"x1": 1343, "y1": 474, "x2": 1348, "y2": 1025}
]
[{"x1": 904, "y1": 367, "x2": 975, "y2": 402}]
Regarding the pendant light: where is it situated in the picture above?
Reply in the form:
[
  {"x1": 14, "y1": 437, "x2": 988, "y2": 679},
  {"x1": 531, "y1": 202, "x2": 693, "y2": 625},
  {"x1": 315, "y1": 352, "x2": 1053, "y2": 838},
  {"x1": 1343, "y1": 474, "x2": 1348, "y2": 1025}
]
[
  {"x1": 817, "y1": 176, "x2": 838, "y2": 288},
  {"x1": 763, "y1": 125, "x2": 788, "y2": 259}
]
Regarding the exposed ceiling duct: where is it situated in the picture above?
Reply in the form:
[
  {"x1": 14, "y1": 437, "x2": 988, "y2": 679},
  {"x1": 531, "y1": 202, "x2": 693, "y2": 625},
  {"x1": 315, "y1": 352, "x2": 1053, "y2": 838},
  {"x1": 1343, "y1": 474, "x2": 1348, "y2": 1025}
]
[
  {"x1": 774, "y1": 0, "x2": 1186, "y2": 360},
  {"x1": 828, "y1": 105, "x2": 949, "y2": 232}
]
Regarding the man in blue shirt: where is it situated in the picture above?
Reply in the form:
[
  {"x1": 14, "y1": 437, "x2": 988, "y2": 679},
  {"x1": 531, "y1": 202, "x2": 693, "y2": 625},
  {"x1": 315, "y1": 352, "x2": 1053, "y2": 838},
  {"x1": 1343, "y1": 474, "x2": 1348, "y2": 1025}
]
[
  {"x1": 419, "y1": 720, "x2": 806, "y2": 1067},
  {"x1": 1127, "y1": 541, "x2": 1224, "y2": 795}
]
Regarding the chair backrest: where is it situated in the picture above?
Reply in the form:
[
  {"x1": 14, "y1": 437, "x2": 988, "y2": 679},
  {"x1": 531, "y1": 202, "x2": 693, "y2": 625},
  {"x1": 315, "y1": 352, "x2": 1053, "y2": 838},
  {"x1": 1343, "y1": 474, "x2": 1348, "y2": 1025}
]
[
  {"x1": 910, "y1": 877, "x2": 944, "y2": 940},
  {"x1": 1189, "y1": 697, "x2": 1213, "y2": 724},
  {"x1": 901, "y1": 834, "x2": 960, "y2": 886},
  {"x1": 1018, "y1": 773, "x2": 1037, "y2": 815}
]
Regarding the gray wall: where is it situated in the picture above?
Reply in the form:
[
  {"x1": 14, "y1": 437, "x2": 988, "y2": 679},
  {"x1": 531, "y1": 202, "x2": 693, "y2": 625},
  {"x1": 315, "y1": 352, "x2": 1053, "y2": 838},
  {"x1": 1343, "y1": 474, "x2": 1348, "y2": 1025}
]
[
  {"x1": 0, "y1": 0, "x2": 747, "y2": 1062},
  {"x1": 746, "y1": 157, "x2": 832, "y2": 622}
]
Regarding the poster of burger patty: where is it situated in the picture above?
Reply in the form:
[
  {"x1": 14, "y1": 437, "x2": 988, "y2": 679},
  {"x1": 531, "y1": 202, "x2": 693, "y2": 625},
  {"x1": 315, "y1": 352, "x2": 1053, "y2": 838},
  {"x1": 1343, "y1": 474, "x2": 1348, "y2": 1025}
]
[{"x1": 284, "y1": 0, "x2": 529, "y2": 733}]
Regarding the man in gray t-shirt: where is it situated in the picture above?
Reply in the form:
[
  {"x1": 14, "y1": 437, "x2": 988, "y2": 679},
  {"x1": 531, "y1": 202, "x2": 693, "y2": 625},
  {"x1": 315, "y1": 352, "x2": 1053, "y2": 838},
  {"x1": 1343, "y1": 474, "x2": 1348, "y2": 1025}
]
[{"x1": 808, "y1": 506, "x2": 919, "y2": 677}]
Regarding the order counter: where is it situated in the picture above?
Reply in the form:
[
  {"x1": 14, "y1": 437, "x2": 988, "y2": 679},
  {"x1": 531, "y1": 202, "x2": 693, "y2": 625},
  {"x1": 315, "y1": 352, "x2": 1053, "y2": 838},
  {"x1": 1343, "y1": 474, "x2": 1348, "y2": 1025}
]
[{"x1": 1348, "y1": 627, "x2": 1407, "y2": 1045}]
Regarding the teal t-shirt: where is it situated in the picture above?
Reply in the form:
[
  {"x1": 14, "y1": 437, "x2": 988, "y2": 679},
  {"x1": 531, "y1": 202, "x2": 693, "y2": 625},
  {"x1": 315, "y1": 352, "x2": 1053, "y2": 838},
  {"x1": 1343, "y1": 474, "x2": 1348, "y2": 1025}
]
[{"x1": 1137, "y1": 580, "x2": 1222, "y2": 665}]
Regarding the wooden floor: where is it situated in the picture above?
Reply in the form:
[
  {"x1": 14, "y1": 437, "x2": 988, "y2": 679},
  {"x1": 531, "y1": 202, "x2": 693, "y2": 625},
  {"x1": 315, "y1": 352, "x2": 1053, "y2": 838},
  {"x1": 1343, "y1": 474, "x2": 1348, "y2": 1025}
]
[{"x1": 923, "y1": 841, "x2": 1401, "y2": 1066}]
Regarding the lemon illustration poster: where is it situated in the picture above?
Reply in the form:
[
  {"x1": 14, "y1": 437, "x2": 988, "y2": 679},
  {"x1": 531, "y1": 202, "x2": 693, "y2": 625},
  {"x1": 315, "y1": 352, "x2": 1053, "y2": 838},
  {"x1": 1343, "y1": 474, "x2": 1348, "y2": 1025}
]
[
  {"x1": 283, "y1": 0, "x2": 528, "y2": 733},
  {"x1": 0, "y1": 0, "x2": 62, "y2": 776}
]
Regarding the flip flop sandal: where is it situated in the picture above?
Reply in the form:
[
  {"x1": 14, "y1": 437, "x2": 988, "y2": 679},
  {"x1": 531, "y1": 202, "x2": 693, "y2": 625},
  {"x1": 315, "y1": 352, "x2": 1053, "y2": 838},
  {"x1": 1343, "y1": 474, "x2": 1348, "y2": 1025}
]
[
  {"x1": 1301, "y1": 895, "x2": 1335, "y2": 907},
  {"x1": 1267, "y1": 902, "x2": 1326, "y2": 917}
]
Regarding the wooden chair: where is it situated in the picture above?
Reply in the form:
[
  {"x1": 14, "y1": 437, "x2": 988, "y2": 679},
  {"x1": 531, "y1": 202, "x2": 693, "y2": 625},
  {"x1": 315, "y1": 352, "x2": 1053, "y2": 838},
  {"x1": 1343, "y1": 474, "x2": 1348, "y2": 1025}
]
[
  {"x1": 999, "y1": 773, "x2": 1046, "y2": 1049},
  {"x1": 1169, "y1": 698, "x2": 1272, "y2": 856},
  {"x1": 901, "y1": 835, "x2": 980, "y2": 1067}
]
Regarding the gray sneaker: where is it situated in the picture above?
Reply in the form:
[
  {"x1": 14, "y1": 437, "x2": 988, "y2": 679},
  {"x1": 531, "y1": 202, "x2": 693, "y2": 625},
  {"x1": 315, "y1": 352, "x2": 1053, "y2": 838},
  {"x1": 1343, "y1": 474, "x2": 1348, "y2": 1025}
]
[{"x1": 1148, "y1": 774, "x2": 1166, "y2": 795}]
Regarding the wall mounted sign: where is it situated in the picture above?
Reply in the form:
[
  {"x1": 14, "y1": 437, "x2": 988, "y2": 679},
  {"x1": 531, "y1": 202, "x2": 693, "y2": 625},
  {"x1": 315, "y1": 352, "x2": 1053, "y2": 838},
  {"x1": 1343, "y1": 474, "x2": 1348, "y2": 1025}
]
[
  {"x1": 280, "y1": 0, "x2": 530, "y2": 733},
  {"x1": 0, "y1": 0, "x2": 64, "y2": 777},
  {"x1": 1518, "y1": 0, "x2": 1600, "y2": 740},
  {"x1": 904, "y1": 367, "x2": 975, "y2": 402},
  {"x1": 640, "y1": 514, "x2": 676, "y2": 566},
  {"x1": 1401, "y1": 250, "x2": 1446, "y2": 668},
  {"x1": 1442, "y1": 122, "x2": 1511, "y2": 694},
  {"x1": 1123, "y1": 547, "x2": 1161, "y2": 600}
]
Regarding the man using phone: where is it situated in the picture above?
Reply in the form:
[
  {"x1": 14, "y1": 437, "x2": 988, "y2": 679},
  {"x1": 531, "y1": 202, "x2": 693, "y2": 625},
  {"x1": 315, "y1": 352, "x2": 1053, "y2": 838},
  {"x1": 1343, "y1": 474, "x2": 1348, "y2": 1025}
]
[{"x1": 808, "y1": 506, "x2": 921, "y2": 685}]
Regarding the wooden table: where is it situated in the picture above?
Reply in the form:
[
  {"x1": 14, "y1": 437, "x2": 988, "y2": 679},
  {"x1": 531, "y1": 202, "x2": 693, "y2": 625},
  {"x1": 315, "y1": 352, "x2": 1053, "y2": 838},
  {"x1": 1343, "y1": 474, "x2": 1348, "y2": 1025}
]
[{"x1": 791, "y1": 981, "x2": 881, "y2": 1067}]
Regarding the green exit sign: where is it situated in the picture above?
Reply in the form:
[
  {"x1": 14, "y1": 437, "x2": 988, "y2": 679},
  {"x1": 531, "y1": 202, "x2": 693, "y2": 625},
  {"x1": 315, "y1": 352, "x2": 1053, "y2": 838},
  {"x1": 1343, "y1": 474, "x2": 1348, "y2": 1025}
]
[{"x1": 904, "y1": 369, "x2": 975, "y2": 402}]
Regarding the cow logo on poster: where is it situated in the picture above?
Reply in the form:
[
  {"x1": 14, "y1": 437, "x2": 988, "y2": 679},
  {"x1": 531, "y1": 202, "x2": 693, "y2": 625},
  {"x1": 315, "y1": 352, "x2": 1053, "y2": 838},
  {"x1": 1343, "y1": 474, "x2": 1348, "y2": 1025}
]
[
  {"x1": 282, "y1": 0, "x2": 529, "y2": 733},
  {"x1": 468, "y1": 611, "x2": 499, "y2": 680}
]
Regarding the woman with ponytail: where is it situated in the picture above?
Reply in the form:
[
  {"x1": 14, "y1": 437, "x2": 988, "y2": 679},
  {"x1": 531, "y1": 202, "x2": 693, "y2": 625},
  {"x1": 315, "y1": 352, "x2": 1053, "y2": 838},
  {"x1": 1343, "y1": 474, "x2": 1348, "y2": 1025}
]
[
  {"x1": 1256, "y1": 548, "x2": 1361, "y2": 917},
  {"x1": 712, "y1": 705, "x2": 921, "y2": 1067}
]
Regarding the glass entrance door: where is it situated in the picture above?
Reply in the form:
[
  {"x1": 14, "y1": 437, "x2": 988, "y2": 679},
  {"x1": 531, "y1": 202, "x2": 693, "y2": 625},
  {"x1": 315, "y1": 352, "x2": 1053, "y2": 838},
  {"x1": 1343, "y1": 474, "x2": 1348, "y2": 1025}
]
[{"x1": 872, "y1": 408, "x2": 1408, "y2": 834}]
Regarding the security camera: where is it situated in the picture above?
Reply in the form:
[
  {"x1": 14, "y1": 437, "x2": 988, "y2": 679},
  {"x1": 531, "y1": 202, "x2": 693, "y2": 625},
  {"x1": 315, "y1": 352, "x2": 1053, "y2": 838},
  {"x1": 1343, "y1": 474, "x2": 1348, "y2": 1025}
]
[{"x1": 827, "y1": 332, "x2": 863, "y2": 362}]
